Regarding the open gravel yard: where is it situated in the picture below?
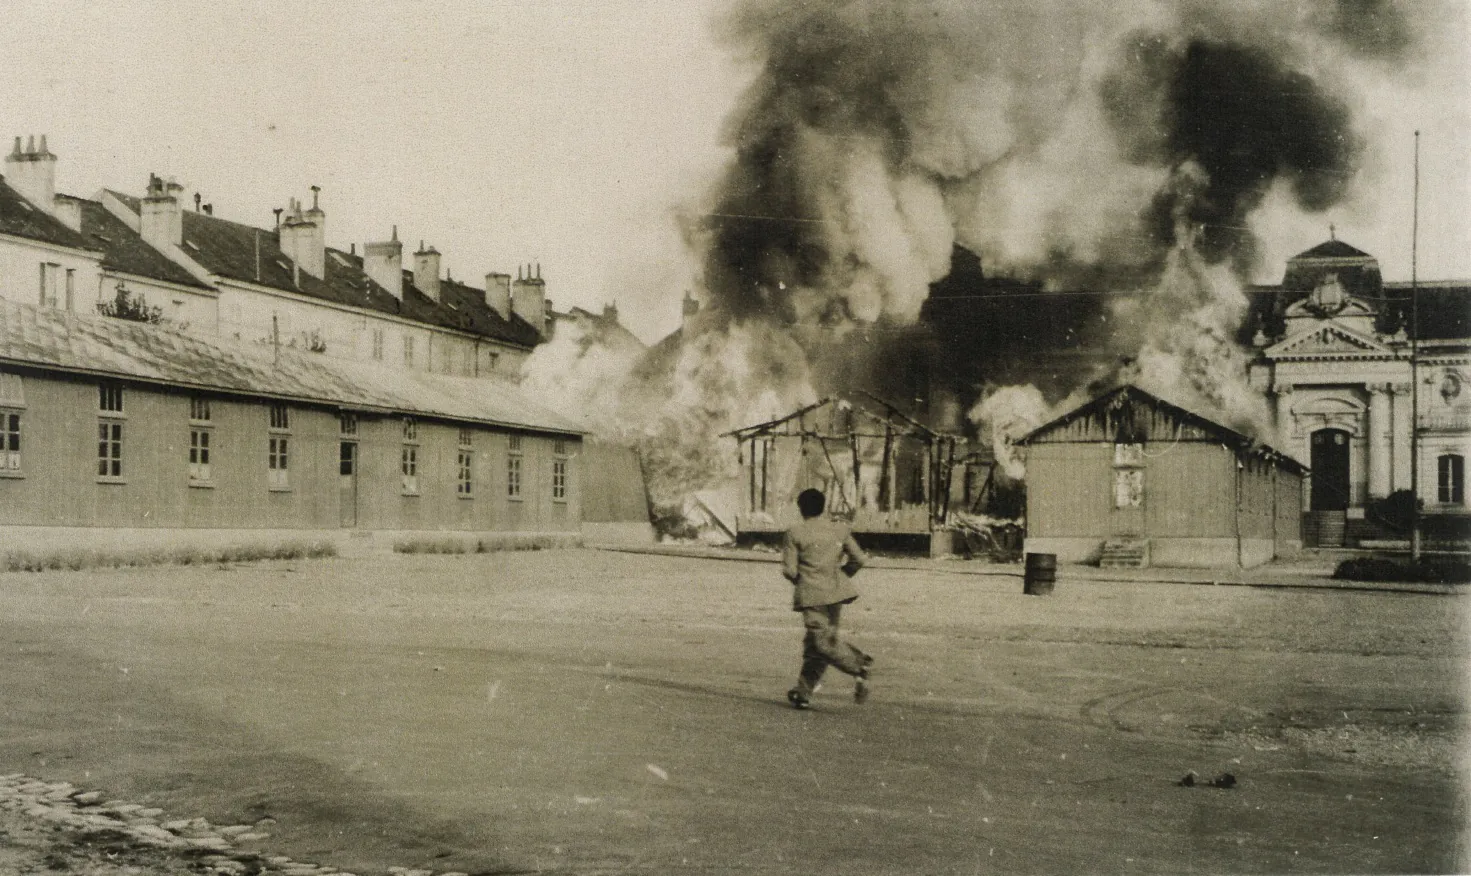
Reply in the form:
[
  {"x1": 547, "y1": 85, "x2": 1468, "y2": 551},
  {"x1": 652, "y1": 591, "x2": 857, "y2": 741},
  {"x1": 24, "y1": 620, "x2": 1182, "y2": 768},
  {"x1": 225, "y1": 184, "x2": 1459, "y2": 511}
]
[{"x1": 0, "y1": 548, "x2": 1466, "y2": 874}]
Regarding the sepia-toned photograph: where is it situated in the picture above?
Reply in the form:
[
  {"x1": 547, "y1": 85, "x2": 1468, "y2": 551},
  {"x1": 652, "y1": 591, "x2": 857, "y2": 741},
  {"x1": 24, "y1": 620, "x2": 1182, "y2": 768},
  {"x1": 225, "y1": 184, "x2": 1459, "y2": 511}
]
[{"x1": 0, "y1": 1, "x2": 1467, "y2": 873}]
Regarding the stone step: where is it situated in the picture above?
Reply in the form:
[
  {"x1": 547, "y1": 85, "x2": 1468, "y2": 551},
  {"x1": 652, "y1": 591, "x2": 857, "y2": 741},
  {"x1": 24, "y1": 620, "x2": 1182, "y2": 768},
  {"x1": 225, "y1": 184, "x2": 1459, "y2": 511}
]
[{"x1": 1099, "y1": 538, "x2": 1149, "y2": 568}]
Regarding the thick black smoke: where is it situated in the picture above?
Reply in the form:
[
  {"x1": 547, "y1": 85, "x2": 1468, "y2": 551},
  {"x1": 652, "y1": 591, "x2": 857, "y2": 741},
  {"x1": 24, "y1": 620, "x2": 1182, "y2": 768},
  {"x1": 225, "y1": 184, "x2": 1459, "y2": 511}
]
[
  {"x1": 1103, "y1": 34, "x2": 1364, "y2": 278},
  {"x1": 1315, "y1": 0, "x2": 1415, "y2": 61},
  {"x1": 610, "y1": 0, "x2": 1433, "y2": 505}
]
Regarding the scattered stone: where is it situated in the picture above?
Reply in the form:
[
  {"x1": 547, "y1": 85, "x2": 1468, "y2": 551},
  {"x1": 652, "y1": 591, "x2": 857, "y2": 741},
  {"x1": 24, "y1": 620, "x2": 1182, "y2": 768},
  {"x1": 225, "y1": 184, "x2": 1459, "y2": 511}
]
[
  {"x1": 162, "y1": 818, "x2": 192, "y2": 831},
  {"x1": 73, "y1": 791, "x2": 104, "y2": 804},
  {"x1": 266, "y1": 855, "x2": 294, "y2": 865},
  {"x1": 255, "y1": 816, "x2": 278, "y2": 827},
  {"x1": 217, "y1": 824, "x2": 253, "y2": 836},
  {"x1": 1207, "y1": 772, "x2": 1238, "y2": 789},
  {"x1": 136, "y1": 806, "x2": 165, "y2": 817},
  {"x1": 1178, "y1": 772, "x2": 1196, "y2": 787},
  {"x1": 234, "y1": 831, "x2": 270, "y2": 841}
]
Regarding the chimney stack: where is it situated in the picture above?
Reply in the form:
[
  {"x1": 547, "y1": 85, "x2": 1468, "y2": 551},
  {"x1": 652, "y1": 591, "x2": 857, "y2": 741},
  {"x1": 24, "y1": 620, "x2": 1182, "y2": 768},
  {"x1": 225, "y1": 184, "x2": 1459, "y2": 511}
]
[
  {"x1": 603, "y1": 301, "x2": 619, "y2": 323},
  {"x1": 278, "y1": 190, "x2": 326, "y2": 279},
  {"x1": 5, "y1": 134, "x2": 59, "y2": 217},
  {"x1": 140, "y1": 173, "x2": 184, "y2": 249},
  {"x1": 485, "y1": 272, "x2": 511, "y2": 319},
  {"x1": 413, "y1": 241, "x2": 441, "y2": 302},
  {"x1": 364, "y1": 225, "x2": 403, "y2": 300},
  {"x1": 511, "y1": 263, "x2": 546, "y2": 335}
]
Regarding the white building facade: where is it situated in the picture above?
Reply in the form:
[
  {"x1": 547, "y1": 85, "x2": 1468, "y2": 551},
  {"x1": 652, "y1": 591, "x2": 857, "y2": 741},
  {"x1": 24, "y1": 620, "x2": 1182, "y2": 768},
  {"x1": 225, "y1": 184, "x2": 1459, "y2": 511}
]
[
  {"x1": 0, "y1": 135, "x2": 550, "y2": 377},
  {"x1": 1248, "y1": 240, "x2": 1470, "y2": 548}
]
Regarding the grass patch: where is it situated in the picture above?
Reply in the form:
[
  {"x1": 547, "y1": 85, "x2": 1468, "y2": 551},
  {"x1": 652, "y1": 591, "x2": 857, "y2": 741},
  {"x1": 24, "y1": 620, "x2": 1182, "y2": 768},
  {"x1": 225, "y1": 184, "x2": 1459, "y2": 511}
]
[
  {"x1": 1, "y1": 540, "x2": 337, "y2": 573},
  {"x1": 1333, "y1": 556, "x2": 1471, "y2": 584},
  {"x1": 393, "y1": 534, "x2": 569, "y2": 555}
]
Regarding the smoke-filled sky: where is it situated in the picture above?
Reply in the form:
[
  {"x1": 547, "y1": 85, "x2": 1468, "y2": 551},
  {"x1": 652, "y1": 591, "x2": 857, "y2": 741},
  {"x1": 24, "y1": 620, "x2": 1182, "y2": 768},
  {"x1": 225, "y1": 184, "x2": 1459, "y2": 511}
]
[{"x1": 3, "y1": 0, "x2": 1469, "y2": 344}]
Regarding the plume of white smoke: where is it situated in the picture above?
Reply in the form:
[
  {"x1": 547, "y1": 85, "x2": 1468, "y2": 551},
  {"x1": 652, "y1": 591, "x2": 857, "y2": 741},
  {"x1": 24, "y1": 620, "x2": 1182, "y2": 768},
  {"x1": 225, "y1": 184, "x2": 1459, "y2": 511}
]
[
  {"x1": 1126, "y1": 240, "x2": 1276, "y2": 439},
  {"x1": 534, "y1": 0, "x2": 1446, "y2": 507},
  {"x1": 520, "y1": 314, "x2": 649, "y2": 436},
  {"x1": 968, "y1": 385, "x2": 1053, "y2": 480}
]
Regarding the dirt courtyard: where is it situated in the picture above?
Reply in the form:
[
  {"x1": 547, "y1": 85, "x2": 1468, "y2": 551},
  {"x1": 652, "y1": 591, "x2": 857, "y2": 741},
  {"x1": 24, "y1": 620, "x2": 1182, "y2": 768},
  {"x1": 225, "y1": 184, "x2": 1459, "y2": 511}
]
[{"x1": 0, "y1": 548, "x2": 1466, "y2": 874}]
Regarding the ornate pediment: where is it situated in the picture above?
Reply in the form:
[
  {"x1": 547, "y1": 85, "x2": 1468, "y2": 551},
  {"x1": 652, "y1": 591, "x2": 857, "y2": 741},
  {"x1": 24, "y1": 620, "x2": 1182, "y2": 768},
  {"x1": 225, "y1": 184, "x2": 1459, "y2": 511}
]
[
  {"x1": 1265, "y1": 323, "x2": 1394, "y2": 360},
  {"x1": 1283, "y1": 294, "x2": 1376, "y2": 321}
]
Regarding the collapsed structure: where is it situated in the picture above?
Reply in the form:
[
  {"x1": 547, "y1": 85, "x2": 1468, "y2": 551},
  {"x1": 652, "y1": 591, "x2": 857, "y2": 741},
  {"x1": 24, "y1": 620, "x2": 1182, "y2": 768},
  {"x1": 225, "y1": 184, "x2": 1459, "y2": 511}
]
[{"x1": 728, "y1": 393, "x2": 1005, "y2": 553}]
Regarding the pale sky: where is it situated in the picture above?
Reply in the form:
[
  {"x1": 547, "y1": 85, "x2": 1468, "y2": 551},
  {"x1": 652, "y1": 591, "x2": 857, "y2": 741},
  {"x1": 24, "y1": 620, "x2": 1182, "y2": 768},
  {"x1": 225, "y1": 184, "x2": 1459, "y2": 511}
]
[{"x1": 5, "y1": 1, "x2": 1468, "y2": 343}]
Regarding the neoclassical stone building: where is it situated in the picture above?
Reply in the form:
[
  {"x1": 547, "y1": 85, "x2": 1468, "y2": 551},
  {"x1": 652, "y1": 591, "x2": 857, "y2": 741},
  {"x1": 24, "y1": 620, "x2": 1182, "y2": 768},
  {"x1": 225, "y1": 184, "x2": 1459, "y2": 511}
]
[{"x1": 1248, "y1": 239, "x2": 1470, "y2": 547}]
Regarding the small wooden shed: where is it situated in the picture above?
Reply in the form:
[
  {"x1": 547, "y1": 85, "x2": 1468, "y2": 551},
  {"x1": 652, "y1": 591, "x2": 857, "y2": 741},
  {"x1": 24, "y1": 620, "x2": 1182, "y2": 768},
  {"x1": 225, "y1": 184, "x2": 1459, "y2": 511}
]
[
  {"x1": 726, "y1": 393, "x2": 962, "y2": 547},
  {"x1": 1017, "y1": 385, "x2": 1306, "y2": 568}
]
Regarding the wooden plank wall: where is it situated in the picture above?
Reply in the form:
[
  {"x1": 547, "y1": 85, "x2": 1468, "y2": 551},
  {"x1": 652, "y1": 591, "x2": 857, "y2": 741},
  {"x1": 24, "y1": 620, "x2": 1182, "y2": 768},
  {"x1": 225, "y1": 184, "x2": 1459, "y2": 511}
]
[{"x1": 0, "y1": 371, "x2": 580, "y2": 533}]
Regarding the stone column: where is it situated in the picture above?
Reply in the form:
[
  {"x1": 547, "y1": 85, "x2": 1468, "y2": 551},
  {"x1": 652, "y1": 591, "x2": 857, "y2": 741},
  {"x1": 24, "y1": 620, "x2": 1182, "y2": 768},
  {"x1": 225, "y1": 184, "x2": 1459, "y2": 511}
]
[
  {"x1": 1272, "y1": 384, "x2": 1294, "y2": 447},
  {"x1": 1390, "y1": 382, "x2": 1412, "y2": 492},
  {"x1": 1367, "y1": 383, "x2": 1391, "y2": 499}
]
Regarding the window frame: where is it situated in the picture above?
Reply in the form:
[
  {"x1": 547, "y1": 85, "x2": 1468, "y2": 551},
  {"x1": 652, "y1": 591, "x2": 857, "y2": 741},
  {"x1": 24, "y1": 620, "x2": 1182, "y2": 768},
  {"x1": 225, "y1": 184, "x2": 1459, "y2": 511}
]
[
  {"x1": 97, "y1": 419, "x2": 124, "y2": 482},
  {"x1": 552, "y1": 439, "x2": 570, "y2": 503},
  {"x1": 267, "y1": 402, "x2": 291, "y2": 491},
  {"x1": 401, "y1": 416, "x2": 420, "y2": 495},
  {"x1": 189, "y1": 427, "x2": 213, "y2": 486},
  {"x1": 1438, "y1": 453, "x2": 1465, "y2": 505},
  {"x1": 99, "y1": 383, "x2": 125, "y2": 415},
  {"x1": 0, "y1": 409, "x2": 21, "y2": 477},
  {"x1": 96, "y1": 383, "x2": 125, "y2": 482},
  {"x1": 506, "y1": 435, "x2": 523, "y2": 501}
]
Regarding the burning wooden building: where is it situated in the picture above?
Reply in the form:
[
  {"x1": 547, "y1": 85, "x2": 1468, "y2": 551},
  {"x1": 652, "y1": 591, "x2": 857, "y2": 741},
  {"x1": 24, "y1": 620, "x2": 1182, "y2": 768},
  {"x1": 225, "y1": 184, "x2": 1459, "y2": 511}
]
[
  {"x1": 1017, "y1": 385, "x2": 1306, "y2": 568},
  {"x1": 727, "y1": 393, "x2": 977, "y2": 551}
]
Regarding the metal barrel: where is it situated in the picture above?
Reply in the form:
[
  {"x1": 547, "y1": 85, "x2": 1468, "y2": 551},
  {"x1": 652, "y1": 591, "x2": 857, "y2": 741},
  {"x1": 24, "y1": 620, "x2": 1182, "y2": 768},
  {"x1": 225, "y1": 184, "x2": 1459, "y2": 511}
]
[{"x1": 1023, "y1": 552, "x2": 1056, "y2": 596}]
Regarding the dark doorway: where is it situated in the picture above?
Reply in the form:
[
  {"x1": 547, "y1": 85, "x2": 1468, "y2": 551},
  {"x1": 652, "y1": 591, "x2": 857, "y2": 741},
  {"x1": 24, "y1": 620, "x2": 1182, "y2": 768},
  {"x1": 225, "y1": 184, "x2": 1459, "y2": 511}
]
[
  {"x1": 1310, "y1": 429, "x2": 1350, "y2": 511},
  {"x1": 339, "y1": 442, "x2": 358, "y2": 527}
]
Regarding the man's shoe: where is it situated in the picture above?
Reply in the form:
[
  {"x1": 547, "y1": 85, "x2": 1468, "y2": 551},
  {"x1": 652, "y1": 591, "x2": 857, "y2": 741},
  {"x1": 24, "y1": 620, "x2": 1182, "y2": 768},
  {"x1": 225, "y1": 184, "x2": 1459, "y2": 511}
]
[
  {"x1": 854, "y1": 663, "x2": 873, "y2": 704},
  {"x1": 787, "y1": 688, "x2": 811, "y2": 710}
]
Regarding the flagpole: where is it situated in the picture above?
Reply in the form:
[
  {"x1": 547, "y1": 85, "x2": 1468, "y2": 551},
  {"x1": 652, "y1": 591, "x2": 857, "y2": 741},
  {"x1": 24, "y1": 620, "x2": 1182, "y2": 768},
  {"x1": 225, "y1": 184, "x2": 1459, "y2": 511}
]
[{"x1": 1410, "y1": 130, "x2": 1421, "y2": 563}]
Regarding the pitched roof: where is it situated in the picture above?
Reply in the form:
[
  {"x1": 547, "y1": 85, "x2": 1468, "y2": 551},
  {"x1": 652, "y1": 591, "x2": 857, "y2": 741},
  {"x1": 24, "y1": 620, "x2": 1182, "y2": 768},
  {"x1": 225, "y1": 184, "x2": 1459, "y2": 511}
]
[
  {"x1": 1291, "y1": 239, "x2": 1373, "y2": 260},
  {"x1": 64, "y1": 196, "x2": 212, "y2": 290},
  {"x1": 1382, "y1": 282, "x2": 1471, "y2": 341},
  {"x1": 0, "y1": 300, "x2": 582, "y2": 435},
  {"x1": 0, "y1": 178, "x2": 97, "y2": 251},
  {"x1": 107, "y1": 192, "x2": 541, "y2": 349},
  {"x1": 725, "y1": 391, "x2": 946, "y2": 440},
  {"x1": 1018, "y1": 384, "x2": 1307, "y2": 475},
  {"x1": 1246, "y1": 281, "x2": 1470, "y2": 342}
]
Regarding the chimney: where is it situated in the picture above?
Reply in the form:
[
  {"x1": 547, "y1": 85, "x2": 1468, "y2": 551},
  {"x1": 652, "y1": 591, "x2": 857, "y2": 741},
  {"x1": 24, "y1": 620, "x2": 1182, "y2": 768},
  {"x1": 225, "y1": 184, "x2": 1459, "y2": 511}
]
[
  {"x1": 364, "y1": 225, "x2": 403, "y2": 300},
  {"x1": 4, "y1": 135, "x2": 58, "y2": 214},
  {"x1": 603, "y1": 301, "x2": 619, "y2": 323},
  {"x1": 140, "y1": 173, "x2": 184, "y2": 249},
  {"x1": 511, "y1": 264, "x2": 546, "y2": 335},
  {"x1": 279, "y1": 190, "x2": 326, "y2": 279},
  {"x1": 485, "y1": 272, "x2": 511, "y2": 319},
  {"x1": 413, "y1": 241, "x2": 441, "y2": 302},
  {"x1": 682, "y1": 290, "x2": 700, "y2": 329}
]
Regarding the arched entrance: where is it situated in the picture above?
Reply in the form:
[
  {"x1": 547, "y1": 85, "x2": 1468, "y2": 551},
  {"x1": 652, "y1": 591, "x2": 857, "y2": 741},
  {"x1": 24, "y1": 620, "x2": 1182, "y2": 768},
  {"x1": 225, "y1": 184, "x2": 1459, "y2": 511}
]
[{"x1": 1310, "y1": 428, "x2": 1351, "y2": 511}]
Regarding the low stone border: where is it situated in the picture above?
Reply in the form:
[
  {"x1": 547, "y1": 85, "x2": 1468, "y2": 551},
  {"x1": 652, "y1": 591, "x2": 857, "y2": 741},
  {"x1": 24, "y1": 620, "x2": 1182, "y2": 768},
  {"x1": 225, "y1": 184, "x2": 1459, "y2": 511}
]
[{"x1": 0, "y1": 772, "x2": 469, "y2": 876}]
